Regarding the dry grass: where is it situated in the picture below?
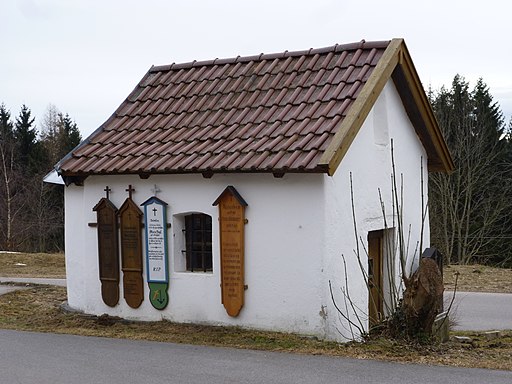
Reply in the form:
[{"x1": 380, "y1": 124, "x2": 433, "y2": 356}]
[
  {"x1": 444, "y1": 264, "x2": 512, "y2": 293},
  {"x1": 0, "y1": 252, "x2": 65, "y2": 278},
  {"x1": 1, "y1": 254, "x2": 511, "y2": 370},
  {"x1": 0, "y1": 286, "x2": 511, "y2": 371}
]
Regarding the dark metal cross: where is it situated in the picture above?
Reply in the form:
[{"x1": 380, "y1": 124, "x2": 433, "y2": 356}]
[
  {"x1": 126, "y1": 184, "x2": 135, "y2": 199},
  {"x1": 104, "y1": 186, "x2": 111, "y2": 199},
  {"x1": 151, "y1": 184, "x2": 161, "y2": 197},
  {"x1": 152, "y1": 207, "x2": 158, "y2": 216}
]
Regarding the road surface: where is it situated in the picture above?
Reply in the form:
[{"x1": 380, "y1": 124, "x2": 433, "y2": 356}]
[
  {"x1": 445, "y1": 291, "x2": 512, "y2": 331},
  {"x1": 0, "y1": 329, "x2": 510, "y2": 384}
]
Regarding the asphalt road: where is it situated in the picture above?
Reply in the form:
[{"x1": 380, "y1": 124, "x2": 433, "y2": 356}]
[
  {"x1": 1, "y1": 330, "x2": 511, "y2": 384},
  {"x1": 445, "y1": 291, "x2": 512, "y2": 331}
]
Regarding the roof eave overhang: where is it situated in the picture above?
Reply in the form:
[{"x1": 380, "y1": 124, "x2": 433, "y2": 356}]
[
  {"x1": 58, "y1": 166, "x2": 331, "y2": 185},
  {"x1": 318, "y1": 38, "x2": 454, "y2": 176}
]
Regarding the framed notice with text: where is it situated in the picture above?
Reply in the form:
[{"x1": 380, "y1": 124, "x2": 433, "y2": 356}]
[{"x1": 141, "y1": 196, "x2": 169, "y2": 310}]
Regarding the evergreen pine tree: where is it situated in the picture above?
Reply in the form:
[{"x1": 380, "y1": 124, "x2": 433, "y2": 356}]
[
  {"x1": 0, "y1": 104, "x2": 14, "y2": 141},
  {"x1": 57, "y1": 113, "x2": 81, "y2": 158},
  {"x1": 14, "y1": 104, "x2": 39, "y2": 174},
  {"x1": 429, "y1": 76, "x2": 512, "y2": 265}
]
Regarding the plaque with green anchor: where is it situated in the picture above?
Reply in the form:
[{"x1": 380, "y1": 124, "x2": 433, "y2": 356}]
[{"x1": 141, "y1": 193, "x2": 169, "y2": 310}]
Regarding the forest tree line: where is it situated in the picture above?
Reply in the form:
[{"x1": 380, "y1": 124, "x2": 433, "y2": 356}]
[
  {"x1": 429, "y1": 76, "x2": 512, "y2": 266},
  {"x1": 0, "y1": 75, "x2": 511, "y2": 266},
  {"x1": 0, "y1": 103, "x2": 81, "y2": 252}
]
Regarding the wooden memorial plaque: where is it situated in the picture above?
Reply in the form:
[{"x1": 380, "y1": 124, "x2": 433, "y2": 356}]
[
  {"x1": 119, "y1": 187, "x2": 144, "y2": 309},
  {"x1": 213, "y1": 186, "x2": 248, "y2": 317},
  {"x1": 93, "y1": 191, "x2": 120, "y2": 307},
  {"x1": 141, "y1": 196, "x2": 170, "y2": 310}
]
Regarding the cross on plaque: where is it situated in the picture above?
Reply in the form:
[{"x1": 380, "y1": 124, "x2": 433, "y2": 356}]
[
  {"x1": 152, "y1": 207, "x2": 158, "y2": 216},
  {"x1": 126, "y1": 185, "x2": 135, "y2": 199},
  {"x1": 151, "y1": 184, "x2": 161, "y2": 196},
  {"x1": 104, "y1": 186, "x2": 112, "y2": 199}
]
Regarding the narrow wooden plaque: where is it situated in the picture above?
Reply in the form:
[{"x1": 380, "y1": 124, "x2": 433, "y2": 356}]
[
  {"x1": 93, "y1": 198, "x2": 120, "y2": 307},
  {"x1": 119, "y1": 198, "x2": 144, "y2": 308},
  {"x1": 213, "y1": 186, "x2": 248, "y2": 317}
]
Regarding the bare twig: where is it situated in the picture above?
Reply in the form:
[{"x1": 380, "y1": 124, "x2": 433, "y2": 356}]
[
  {"x1": 438, "y1": 271, "x2": 459, "y2": 330},
  {"x1": 329, "y1": 280, "x2": 366, "y2": 338}
]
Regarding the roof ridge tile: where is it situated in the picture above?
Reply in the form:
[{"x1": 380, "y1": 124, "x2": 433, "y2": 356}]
[{"x1": 149, "y1": 40, "x2": 390, "y2": 74}]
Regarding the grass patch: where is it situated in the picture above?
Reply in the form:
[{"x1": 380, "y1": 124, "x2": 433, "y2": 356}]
[
  {"x1": 0, "y1": 252, "x2": 65, "y2": 278},
  {"x1": 0, "y1": 285, "x2": 511, "y2": 371},
  {"x1": 1, "y1": 254, "x2": 511, "y2": 370},
  {"x1": 444, "y1": 264, "x2": 512, "y2": 293}
]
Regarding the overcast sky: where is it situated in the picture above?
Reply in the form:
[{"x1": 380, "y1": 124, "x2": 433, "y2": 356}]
[{"x1": 2, "y1": 0, "x2": 511, "y2": 138}]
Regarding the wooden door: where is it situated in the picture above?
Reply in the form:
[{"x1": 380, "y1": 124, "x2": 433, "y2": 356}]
[{"x1": 368, "y1": 230, "x2": 384, "y2": 328}]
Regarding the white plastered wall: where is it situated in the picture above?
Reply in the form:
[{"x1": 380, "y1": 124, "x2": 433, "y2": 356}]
[
  {"x1": 321, "y1": 80, "x2": 429, "y2": 341},
  {"x1": 65, "y1": 172, "x2": 328, "y2": 337}
]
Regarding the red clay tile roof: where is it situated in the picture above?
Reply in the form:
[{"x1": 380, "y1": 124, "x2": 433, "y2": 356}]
[{"x1": 57, "y1": 39, "x2": 453, "y2": 181}]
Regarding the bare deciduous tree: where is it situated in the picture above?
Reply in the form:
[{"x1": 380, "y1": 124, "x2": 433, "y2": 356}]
[
  {"x1": 0, "y1": 103, "x2": 81, "y2": 252},
  {"x1": 0, "y1": 104, "x2": 19, "y2": 250}
]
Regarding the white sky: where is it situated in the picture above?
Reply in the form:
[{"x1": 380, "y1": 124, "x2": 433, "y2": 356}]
[{"x1": 2, "y1": 0, "x2": 511, "y2": 138}]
